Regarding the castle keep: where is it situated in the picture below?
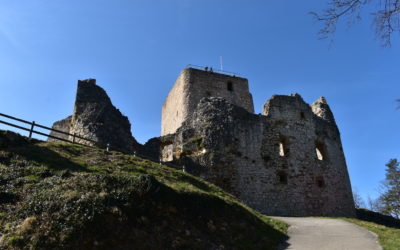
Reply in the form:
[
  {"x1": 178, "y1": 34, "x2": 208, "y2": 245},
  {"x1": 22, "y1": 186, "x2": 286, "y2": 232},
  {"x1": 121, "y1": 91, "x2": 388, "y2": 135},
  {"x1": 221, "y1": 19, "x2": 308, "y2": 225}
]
[
  {"x1": 162, "y1": 68, "x2": 254, "y2": 136},
  {"x1": 160, "y1": 67, "x2": 355, "y2": 217}
]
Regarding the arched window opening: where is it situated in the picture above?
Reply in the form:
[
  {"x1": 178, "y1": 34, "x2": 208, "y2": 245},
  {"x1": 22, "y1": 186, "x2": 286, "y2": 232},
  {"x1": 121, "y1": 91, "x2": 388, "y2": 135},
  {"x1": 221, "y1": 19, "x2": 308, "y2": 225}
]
[
  {"x1": 316, "y1": 176, "x2": 325, "y2": 188},
  {"x1": 176, "y1": 111, "x2": 179, "y2": 117},
  {"x1": 278, "y1": 172, "x2": 288, "y2": 185},
  {"x1": 227, "y1": 81, "x2": 233, "y2": 91},
  {"x1": 279, "y1": 136, "x2": 289, "y2": 157},
  {"x1": 315, "y1": 141, "x2": 327, "y2": 161},
  {"x1": 206, "y1": 91, "x2": 211, "y2": 97},
  {"x1": 300, "y1": 111, "x2": 306, "y2": 119}
]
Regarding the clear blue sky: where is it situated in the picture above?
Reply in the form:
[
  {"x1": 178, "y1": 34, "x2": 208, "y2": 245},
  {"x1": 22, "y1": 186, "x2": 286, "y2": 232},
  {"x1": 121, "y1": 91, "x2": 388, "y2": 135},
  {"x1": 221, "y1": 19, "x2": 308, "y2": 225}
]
[{"x1": 0, "y1": 1, "x2": 399, "y2": 203}]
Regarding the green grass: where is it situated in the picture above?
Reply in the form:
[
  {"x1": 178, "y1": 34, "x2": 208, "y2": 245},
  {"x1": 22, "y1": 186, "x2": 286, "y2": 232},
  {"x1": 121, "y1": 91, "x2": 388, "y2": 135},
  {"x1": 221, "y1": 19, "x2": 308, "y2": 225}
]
[
  {"x1": 343, "y1": 218, "x2": 400, "y2": 250},
  {"x1": 0, "y1": 131, "x2": 288, "y2": 249}
]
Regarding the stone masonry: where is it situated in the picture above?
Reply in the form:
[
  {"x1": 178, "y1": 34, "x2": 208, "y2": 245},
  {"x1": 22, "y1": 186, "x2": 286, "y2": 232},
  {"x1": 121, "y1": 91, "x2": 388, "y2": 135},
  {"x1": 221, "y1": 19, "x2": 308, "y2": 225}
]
[
  {"x1": 161, "y1": 67, "x2": 355, "y2": 217},
  {"x1": 49, "y1": 79, "x2": 141, "y2": 154},
  {"x1": 49, "y1": 67, "x2": 355, "y2": 217},
  {"x1": 48, "y1": 116, "x2": 72, "y2": 142},
  {"x1": 161, "y1": 68, "x2": 254, "y2": 136}
]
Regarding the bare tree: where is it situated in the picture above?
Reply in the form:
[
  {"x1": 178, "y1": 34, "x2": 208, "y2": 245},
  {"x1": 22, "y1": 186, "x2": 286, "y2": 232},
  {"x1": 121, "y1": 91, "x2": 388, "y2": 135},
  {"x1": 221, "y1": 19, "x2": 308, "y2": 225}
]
[
  {"x1": 367, "y1": 196, "x2": 379, "y2": 211},
  {"x1": 353, "y1": 188, "x2": 366, "y2": 208},
  {"x1": 311, "y1": 0, "x2": 400, "y2": 47}
]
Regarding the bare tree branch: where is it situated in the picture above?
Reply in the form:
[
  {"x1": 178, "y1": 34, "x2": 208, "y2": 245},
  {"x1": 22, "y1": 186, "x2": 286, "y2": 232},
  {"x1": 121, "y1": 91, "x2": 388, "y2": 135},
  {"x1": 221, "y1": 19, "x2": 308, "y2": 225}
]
[{"x1": 312, "y1": 0, "x2": 400, "y2": 46}]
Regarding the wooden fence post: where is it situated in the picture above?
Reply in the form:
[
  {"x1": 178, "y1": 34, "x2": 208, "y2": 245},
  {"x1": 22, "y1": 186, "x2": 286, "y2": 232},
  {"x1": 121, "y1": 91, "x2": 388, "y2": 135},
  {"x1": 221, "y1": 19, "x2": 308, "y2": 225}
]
[
  {"x1": 29, "y1": 121, "x2": 35, "y2": 138},
  {"x1": 72, "y1": 133, "x2": 76, "y2": 143}
]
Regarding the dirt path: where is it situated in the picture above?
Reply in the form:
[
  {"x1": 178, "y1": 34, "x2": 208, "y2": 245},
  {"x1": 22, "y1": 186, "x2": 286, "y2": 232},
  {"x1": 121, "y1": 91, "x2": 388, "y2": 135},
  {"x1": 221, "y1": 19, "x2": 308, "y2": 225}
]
[{"x1": 274, "y1": 217, "x2": 382, "y2": 250}]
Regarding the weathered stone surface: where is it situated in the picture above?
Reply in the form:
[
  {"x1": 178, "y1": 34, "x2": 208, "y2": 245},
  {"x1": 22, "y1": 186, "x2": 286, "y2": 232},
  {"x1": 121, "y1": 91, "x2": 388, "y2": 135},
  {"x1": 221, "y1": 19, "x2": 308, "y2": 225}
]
[
  {"x1": 49, "y1": 79, "x2": 140, "y2": 154},
  {"x1": 161, "y1": 95, "x2": 355, "y2": 217},
  {"x1": 161, "y1": 68, "x2": 254, "y2": 136},
  {"x1": 140, "y1": 137, "x2": 161, "y2": 161},
  {"x1": 311, "y1": 96, "x2": 336, "y2": 122},
  {"x1": 48, "y1": 68, "x2": 356, "y2": 218},
  {"x1": 48, "y1": 116, "x2": 71, "y2": 142}
]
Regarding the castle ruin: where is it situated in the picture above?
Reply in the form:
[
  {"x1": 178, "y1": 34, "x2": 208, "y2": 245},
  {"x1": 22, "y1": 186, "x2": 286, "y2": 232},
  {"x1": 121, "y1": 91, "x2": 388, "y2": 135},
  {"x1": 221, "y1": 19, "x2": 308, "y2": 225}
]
[
  {"x1": 160, "y1": 67, "x2": 355, "y2": 217},
  {"x1": 49, "y1": 67, "x2": 355, "y2": 217}
]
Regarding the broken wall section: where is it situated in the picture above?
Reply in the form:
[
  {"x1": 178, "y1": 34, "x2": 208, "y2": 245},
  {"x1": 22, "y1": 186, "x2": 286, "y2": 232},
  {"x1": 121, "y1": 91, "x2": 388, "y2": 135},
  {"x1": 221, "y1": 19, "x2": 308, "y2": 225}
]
[
  {"x1": 161, "y1": 95, "x2": 355, "y2": 217},
  {"x1": 49, "y1": 79, "x2": 140, "y2": 154}
]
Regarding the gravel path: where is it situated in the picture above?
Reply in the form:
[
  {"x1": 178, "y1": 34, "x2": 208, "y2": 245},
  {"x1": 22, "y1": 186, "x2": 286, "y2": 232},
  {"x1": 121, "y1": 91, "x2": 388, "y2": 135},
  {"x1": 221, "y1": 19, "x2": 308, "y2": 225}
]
[{"x1": 274, "y1": 217, "x2": 382, "y2": 250}]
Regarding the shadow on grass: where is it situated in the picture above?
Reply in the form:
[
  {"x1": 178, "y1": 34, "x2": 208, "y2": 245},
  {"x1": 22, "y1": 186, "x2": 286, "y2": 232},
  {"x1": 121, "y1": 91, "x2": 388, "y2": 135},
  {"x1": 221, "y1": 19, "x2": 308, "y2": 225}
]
[
  {"x1": 162, "y1": 157, "x2": 219, "y2": 193},
  {"x1": 147, "y1": 178, "x2": 288, "y2": 250},
  {"x1": 17, "y1": 144, "x2": 89, "y2": 172},
  {"x1": 1, "y1": 134, "x2": 89, "y2": 172},
  {"x1": 2, "y1": 131, "x2": 109, "y2": 174},
  {"x1": 68, "y1": 176, "x2": 289, "y2": 250},
  {"x1": 178, "y1": 174, "x2": 216, "y2": 192},
  {"x1": 356, "y1": 208, "x2": 400, "y2": 229}
]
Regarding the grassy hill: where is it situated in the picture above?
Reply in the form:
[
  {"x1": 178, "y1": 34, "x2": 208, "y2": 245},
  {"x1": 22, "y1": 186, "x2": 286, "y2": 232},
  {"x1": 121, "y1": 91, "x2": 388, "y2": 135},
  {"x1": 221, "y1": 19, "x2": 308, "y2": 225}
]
[{"x1": 0, "y1": 130, "x2": 287, "y2": 249}]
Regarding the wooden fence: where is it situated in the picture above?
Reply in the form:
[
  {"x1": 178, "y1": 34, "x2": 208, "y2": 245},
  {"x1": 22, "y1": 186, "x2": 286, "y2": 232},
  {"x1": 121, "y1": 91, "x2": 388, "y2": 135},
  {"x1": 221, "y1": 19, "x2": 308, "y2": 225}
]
[
  {"x1": 0, "y1": 113, "x2": 100, "y2": 148},
  {"x1": 0, "y1": 112, "x2": 185, "y2": 170}
]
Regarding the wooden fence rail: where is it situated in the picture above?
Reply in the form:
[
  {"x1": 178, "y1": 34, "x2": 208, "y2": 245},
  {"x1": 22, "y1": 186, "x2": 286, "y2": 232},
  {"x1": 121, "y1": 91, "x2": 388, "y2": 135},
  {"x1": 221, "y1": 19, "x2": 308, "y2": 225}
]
[
  {"x1": 0, "y1": 112, "x2": 99, "y2": 148},
  {"x1": 0, "y1": 112, "x2": 185, "y2": 171}
]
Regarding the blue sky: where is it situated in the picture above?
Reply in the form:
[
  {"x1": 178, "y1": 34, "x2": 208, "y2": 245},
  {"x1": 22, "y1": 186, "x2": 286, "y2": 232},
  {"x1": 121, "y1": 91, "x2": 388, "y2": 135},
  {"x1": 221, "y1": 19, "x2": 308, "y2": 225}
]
[{"x1": 0, "y1": 1, "x2": 399, "y2": 203}]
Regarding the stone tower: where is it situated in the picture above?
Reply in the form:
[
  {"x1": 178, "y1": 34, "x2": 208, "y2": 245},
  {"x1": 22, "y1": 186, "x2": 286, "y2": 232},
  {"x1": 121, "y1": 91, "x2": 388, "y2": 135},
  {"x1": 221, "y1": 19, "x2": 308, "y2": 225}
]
[
  {"x1": 160, "y1": 69, "x2": 355, "y2": 217},
  {"x1": 161, "y1": 67, "x2": 254, "y2": 136}
]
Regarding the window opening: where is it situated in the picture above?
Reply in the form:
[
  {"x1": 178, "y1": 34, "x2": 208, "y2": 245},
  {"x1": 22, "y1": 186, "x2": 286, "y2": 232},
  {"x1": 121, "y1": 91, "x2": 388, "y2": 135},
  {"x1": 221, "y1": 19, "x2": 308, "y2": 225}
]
[
  {"x1": 279, "y1": 136, "x2": 289, "y2": 157},
  {"x1": 316, "y1": 147, "x2": 323, "y2": 160},
  {"x1": 227, "y1": 81, "x2": 233, "y2": 91},
  {"x1": 315, "y1": 141, "x2": 327, "y2": 161},
  {"x1": 316, "y1": 176, "x2": 325, "y2": 188},
  {"x1": 279, "y1": 142, "x2": 285, "y2": 157},
  {"x1": 278, "y1": 172, "x2": 288, "y2": 184},
  {"x1": 300, "y1": 112, "x2": 306, "y2": 119}
]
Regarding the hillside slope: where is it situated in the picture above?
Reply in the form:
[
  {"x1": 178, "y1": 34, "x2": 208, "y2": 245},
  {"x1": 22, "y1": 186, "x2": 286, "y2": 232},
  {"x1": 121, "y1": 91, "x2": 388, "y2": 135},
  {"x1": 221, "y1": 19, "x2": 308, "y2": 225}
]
[{"x1": 0, "y1": 130, "x2": 287, "y2": 250}]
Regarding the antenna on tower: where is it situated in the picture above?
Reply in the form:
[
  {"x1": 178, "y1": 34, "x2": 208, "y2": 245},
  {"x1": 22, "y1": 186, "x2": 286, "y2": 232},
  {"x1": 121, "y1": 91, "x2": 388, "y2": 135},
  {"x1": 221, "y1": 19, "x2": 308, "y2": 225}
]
[{"x1": 220, "y1": 56, "x2": 223, "y2": 71}]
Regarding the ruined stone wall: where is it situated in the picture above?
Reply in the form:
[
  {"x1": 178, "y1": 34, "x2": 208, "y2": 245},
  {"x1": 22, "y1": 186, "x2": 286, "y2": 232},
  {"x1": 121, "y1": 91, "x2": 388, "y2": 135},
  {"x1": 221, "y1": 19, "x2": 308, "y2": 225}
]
[
  {"x1": 48, "y1": 116, "x2": 71, "y2": 142},
  {"x1": 48, "y1": 69, "x2": 355, "y2": 217},
  {"x1": 49, "y1": 79, "x2": 140, "y2": 154},
  {"x1": 161, "y1": 68, "x2": 254, "y2": 136},
  {"x1": 161, "y1": 95, "x2": 355, "y2": 217}
]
